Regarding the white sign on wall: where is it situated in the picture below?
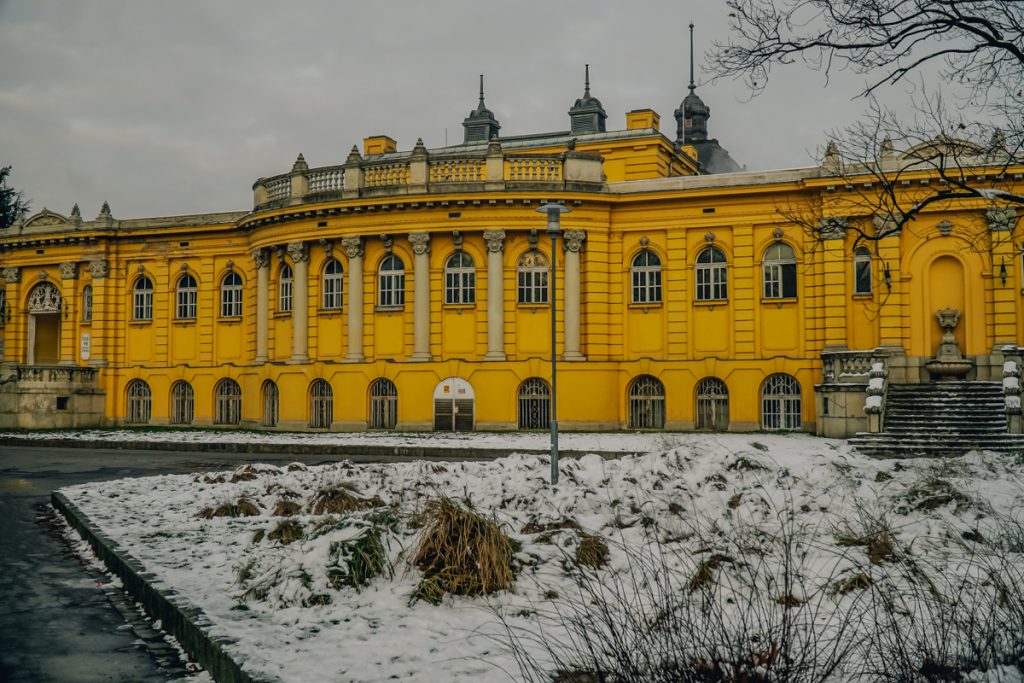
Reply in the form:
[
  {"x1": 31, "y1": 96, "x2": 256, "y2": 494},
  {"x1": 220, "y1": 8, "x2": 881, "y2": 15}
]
[{"x1": 80, "y1": 333, "x2": 91, "y2": 361}]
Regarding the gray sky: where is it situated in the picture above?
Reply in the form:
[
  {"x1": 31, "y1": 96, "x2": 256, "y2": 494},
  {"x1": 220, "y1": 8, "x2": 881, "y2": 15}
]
[{"x1": 0, "y1": 0, "x2": 907, "y2": 219}]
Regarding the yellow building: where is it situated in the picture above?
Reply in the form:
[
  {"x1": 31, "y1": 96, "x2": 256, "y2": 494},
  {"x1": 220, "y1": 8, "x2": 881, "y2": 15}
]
[{"x1": 1, "y1": 78, "x2": 1021, "y2": 438}]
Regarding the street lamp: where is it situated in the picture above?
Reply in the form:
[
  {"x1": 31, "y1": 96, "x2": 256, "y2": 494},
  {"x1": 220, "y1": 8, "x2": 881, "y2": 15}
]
[{"x1": 536, "y1": 202, "x2": 570, "y2": 485}]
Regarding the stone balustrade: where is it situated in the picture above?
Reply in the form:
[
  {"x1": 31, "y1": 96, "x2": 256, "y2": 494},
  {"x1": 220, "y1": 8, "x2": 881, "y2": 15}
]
[
  {"x1": 820, "y1": 349, "x2": 890, "y2": 383},
  {"x1": 252, "y1": 146, "x2": 604, "y2": 210},
  {"x1": 12, "y1": 364, "x2": 99, "y2": 386}
]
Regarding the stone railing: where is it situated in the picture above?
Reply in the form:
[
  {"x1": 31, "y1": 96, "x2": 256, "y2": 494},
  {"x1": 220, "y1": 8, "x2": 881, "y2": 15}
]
[
  {"x1": 252, "y1": 144, "x2": 604, "y2": 210},
  {"x1": 820, "y1": 349, "x2": 889, "y2": 383},
  {"x1": 864, "y1": 361, "x2": 888, "y2": 432},
  {"x1": 11, "y1": 364, "x2": 99, "y2": 386},
  {"x1": 1002, "y1": 345, "x2": 1022, "y2": 433}
]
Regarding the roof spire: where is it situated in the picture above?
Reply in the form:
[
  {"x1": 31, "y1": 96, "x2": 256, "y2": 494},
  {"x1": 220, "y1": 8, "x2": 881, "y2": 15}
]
[
  {"x1": 688, "y1": 22, "x2": 696, "y2": 93},
  {"x1": 478, "y1": 74, "x2": 485, "y2": 110},
  {"x1": 584, "y1": 63, "x2": 591, "y2": 97}
]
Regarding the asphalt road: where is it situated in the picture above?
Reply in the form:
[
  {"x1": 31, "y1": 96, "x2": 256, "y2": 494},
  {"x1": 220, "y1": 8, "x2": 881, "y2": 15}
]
[{"x1": 0, "y1": 446, "x2": 349, "y2": 683}]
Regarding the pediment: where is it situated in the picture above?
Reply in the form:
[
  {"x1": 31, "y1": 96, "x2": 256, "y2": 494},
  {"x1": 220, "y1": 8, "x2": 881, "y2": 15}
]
[{"x1": 22, "y1": 209, "x2": 71, "y2": 233}]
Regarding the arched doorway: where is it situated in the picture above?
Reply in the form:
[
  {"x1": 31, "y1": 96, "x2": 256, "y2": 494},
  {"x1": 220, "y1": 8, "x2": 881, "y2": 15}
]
[
  {"x1": 433, "y1": 377, "x2": 474, "y2": 431},
  {"x1": 926, "y1": 256, "x2": 966, "y2": 355},
  {"x1": 26, "y1": 282, "x2": 61, "y2": 364}
]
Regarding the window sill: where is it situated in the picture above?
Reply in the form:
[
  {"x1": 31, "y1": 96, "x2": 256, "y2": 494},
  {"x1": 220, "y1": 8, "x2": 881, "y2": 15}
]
[
  {"x1": 172, "y1": 319, "x2": 197, "y2": 326},
  {"x1": 128, "y1": 320, "x2": 152, "y2": 327},
  {"x1": 852, "y1": 293, "x2": 873, "y2": 300},
  {"x1": 761, "y1": 297, "x2": 798, "y2": 307},
  {"x1": 444, "y1": 303, "x2": 476, "y2": 311},
  {"x1": 273, "y1": 311, "x2": 292, "y2": 318},
  {"x1": 318, "y1": 308, "x2": 343, "y2": 315},
  {"x1": 692, "y1": 299, "x2": 728, "y2": 308},
  {"x1": 80, "y1": 321, "x2": 92, "y2": 327},
  {"x1": 218, "y1": 316, "x2": 242, "y2": 324},
  {"x1": 517, "y1": 304, "x2": 550, "y2": 312},
  {"x1": 375, "y1": 305, "x2": 405, "y2": 313}
]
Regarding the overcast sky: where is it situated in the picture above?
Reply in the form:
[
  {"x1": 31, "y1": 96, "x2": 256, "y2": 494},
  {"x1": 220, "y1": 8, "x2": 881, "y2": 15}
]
[{"x1": 0, "y1": 1, "x2": 918, "y2": 219}]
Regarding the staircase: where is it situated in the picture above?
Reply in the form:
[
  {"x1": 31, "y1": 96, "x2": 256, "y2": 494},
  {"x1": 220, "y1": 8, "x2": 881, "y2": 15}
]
[{"x1": 849, "y1": 382, "x2": 1024, "y2": 458}]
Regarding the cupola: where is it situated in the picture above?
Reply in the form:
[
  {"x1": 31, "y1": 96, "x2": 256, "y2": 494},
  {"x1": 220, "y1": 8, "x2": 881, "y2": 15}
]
[
  {"x1": 674, "y1": 23, "x2": 710, "y2": 145},
  {"x1": 462, "y1": 75, "x2": 501, "y2": 144},
  {"x1": 568, "y1": 64, "x2": 607, "y2": 135}
]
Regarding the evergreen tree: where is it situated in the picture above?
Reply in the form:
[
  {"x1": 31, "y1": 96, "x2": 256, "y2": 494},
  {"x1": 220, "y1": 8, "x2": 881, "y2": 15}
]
[{"x1": 0, "y1": 166, "x2": 30, "y2": 229}]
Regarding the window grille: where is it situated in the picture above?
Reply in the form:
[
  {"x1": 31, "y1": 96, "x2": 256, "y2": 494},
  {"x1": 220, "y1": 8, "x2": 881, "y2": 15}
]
[
  {"x1": 220, "y1": 272, "x2": 243, "y2": 317},
  {"x1": 133, "y1": 277, "x2": 153, "y2": 321},
  {"x1": 369, "y1": 379, "x2": 398, "y2": 430},
  {"x1": 695, "y1": 247, "x2": 728, "y2": 301},
  {"x1": 628, "y1": 375, "x2": 666, "y2": 429},
  {"x1": 261, "y1": 380, "x2": 278, "y2": 427},
  {"x1": 517, "y1": 250, "x2": 549, "y2": 304},
  {"x1": 631, "y1": 250, "x2": 663, "y2": 304},
  {"x1": 322, "y1": 259, "x2": 343, "y2": 310},
  {"x1": 761, "y1": 374, "x2": 802, "y2": 430},
  {"x1": 279, "y1": 264, "x2": 293, "y2": 313},
  {"x1": 81, "y1": 285, "x2": 93, "y2": 322},
  {"x1": 214, "y1": 378, "x2": 242, "y2": 425},
  {"x1": 176, "y1": 274, "x2": 197, "y2": 319},
  {"x1": 444, "y1": 251, "x2": 476, "y2": 305},
  {"x1": 853, "y1": 248, "x2": 872, "y2": 295},
  {"x1": 170, "y1": 380, "x2": 194, "y2": 425},
  {"x1": 126, "y1": 379, "x2": 152, "y2": 424},
  {"x1": 378, "y1": 255, "x2": 405, "y2": 307},
  {"x1": 762, "y1": 243, "x2": 797, "y2": 299},
  {"x1": 517, "y1": 378, "x2": 551, "y2": 429},
  {"x1": 309, "y1": 379, "x2": 333, "y2": 429},
  {"x1": 695, "y1": 377, "x2": 729, "y2": 431}
]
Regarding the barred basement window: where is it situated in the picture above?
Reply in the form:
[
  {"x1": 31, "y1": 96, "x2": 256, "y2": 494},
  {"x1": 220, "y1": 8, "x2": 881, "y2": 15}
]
[
  {"x1": 215, "y1": 378, "x2": 242, "y2": 425},
  {"x1": 278, "y1": 264, "x2": 293, "y2": 313},
  {"x1": 176, "y1": 274, "x2": 197, "y2": 320},
  {"x1": 853, "y1": 247, "x2": 872, "y2": 295},
  {"x1": 761, "y1": 373, "x2": 802, "y2": 430},
  {"x1": 126, "y1": 379, "x2": 151, "y2": 424},
  {"x1": 444, "y1": 251, "x2": 476, "y2": 305},
  {"x1": 309, "y1": 379, "x2": 333, "y2": 429},
  {"x1": 762, "y1": 243, "x2": 797, "y2": 299},
  {"x1": 322, "y1": 259, "x2": 343, "y2": 310},
  {"x1": 81, "y1": 285, "x2": 93, "y2": 322},
  {"x1": 133, "y1": 277, "x2": 153, "y2": 321},
  {"x1": 517, "y1": 378, "x2": 550, "y2": 430},
  {"x1": 369, "y1": 378, "x2": 398, "y2": 430},
  {"x1": 220, "y1": 272, "x2": 243, "y2": 317},
  {"x1": 628, "y1": 375, "x2": 665, "y2": 429},
  {"x1": 517, "y1": 250, "x2": 548, "y2": 304},
  {"x1": 378, "y1": 255, "x2": 405, "y2": 308},
  {"x1": 170, "y1": 380, "x2": 194, "y2": 425},
  {"x1": 695, "y1": 247, "x2": 728, "y2": 301},
  {"x1": 262, "y1": 380, "x2": 278, "y2": 427},
  {"x1": 695, "y1": 377, "x2": 729, "y2": 431},
  {"x1": 631, "y1": 250, "x2": 662, "y2": 304}
]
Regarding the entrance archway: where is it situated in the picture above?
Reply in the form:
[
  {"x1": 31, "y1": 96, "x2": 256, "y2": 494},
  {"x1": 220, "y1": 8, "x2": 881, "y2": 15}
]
[
  {"x1": 926, "y1": 256, "x2": 966, "y2": 354},
  {"x1": 433, "y1": 377, "x2": 474, "y2": 431},
  {"x1": 26, "y1": 282, "x2": 61, "y2": 365}
]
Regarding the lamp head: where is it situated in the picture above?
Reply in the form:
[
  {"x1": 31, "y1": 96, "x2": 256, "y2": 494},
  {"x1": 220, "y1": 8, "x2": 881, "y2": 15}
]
[{"x1": 537, "y1": 203, "x2": 570, "y2": 237}]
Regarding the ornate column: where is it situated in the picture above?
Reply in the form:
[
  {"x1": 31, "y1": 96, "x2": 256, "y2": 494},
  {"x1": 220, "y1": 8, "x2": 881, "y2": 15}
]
[
  {"x1": 2, "y1": 267, "x2": 21, "y2": 363},
  {"x1": 58, "y1": 262, "x2": 78, "y2": 365},
  {"x1": 562, "y1": 230, "x2": 586, "y2": 360},
  {"x1": 253, "y1": 249, "x2": 270, "y2": 364},
  {"x1": 341, "y1": 237, "x2": 365, "y2": 362},
  {"x1": 483, "y1": 230, "x2": 506, "y2": 360},
  {"x1": 287, "y1": 241, "x2": 310, "y2": 363},
  {"x1": 408, "y1": 233, "x2": 432, "y2": 361}
]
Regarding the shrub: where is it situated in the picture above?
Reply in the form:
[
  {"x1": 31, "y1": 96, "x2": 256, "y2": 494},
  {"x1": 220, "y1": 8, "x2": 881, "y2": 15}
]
[
  {"x1": 308, "y1": 484, "x2": 384, "y2": 515},
  {"x1": 198, "y1": 497, "x2": 260, "y2": 519},
  {"x1": 326, "y1": 523, "x2": 392, "y2": 590},
  {"x1": 268, "y1": 519, "x2": 303, "y2": 545},
  {"x1": 575, "y1": 533, "x2": 610, "y2": 570}
]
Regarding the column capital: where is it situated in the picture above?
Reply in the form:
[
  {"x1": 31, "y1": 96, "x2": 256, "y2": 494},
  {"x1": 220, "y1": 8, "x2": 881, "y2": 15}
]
[
  {"x1": 341, "y1": 236, "x2": 364, "y2": 259},
  {"x1": 408, "y1": 232, "x2": 431, "y2": 256},
  {"x1": 483, "y1": 229, "x2": 506, "y2": 252},
  {"x1": 287, "y1": 241, "x2": 309, "y2": 263},
  {"x1": 2, "y1": 267, "x2": 20, "y2": 284},
  {"x1": 988, "y1": 206, "x2": 1018, "y2": 232},
  {"x1": 563, "y1": 229, "x2": 586, "y2": 253},
  {"x1": 59, "y1": 262, "x2": 79, "y2": 280},
  {"x1": 252, "y1": 248, "x2": 270, "y2": 269},
  {"x1": 817, "y1": 216, "x2": 848, "y2": 241}
]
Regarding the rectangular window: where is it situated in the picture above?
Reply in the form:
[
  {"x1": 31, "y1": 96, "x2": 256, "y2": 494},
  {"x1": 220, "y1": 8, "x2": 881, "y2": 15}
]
[
  {"x1": 279, "y1": 278, "x2": 292, "y2": 313},
  {"x1": 854, "y1": 260, "x2": 872, "y2": 294},
  {"x1": 134, "y1": 291, "x2": 153, "y2": 321},
  {"x1": 445, "y1": 270, "x2": 476, "y2": 305},
  {"x1": 632, "y1": 269, "x2": 662, "y2": 304},
  {"x1": 81, "y1": 287, "x2": 93, "y2": 322},
  {"x1": 763, "y1": 264, "x2": 797, "y2": 299},
  {"x1": 221, "y1": 289, "x2": 242, "y2": 317},
  {"x1": 379, "y1": 273, "x2": 405, "y2": 307},
  {"x1": 177, "y1": 289, "x2": 197, "y2": 319},
  {"x1": 518, "y1": 270, "x2": 548, "y2": 304},
  {"x1": 323, "y1": 278, "x2": 343, "y2": 309},
  {"x1": 696, "y1": 266, "x2": 726, "y2": 301}
]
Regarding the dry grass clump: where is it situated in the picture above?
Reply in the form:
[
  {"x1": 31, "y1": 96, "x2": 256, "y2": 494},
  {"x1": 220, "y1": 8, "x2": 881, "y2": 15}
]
[
  {"x1": 268, "y1": 519, "x2": 303, "y2": 545},
  {"x1": 410, "y1": 497, "x2": 515, "y2": 603},
  {"x1": 521, "y1": 517, "x2": 581, "y2": 534},
  {"x1": 575, "y1": 533, "x2": 610, "y2": 569},
  {"x1": 308, "y1": 484, "x2": 385, "y2": 515},
  {"x1": 688, "y1": 553, "x2": 735, "y2": 592},
  {"x1": 272, "y1": 500, "x2": 302, "y2": 517},
  {"x1": 198, "y1": 497, "x2": 260, "y2": 519},
  {"x1": 327, "y1": 524, "x2": 392, "y2": 590}
]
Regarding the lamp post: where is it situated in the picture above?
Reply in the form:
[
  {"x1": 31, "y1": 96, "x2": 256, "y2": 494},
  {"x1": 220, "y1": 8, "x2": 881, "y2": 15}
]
[{"x1": 537, "y1": 202, "x2": 570, "y2": 485}]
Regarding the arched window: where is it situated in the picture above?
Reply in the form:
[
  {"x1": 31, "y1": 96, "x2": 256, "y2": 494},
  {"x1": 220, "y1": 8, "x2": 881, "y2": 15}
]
[
  {"x1": 853, "y1": 247, "x2": 872, "y2": 295},
  {"x1": 444, "y1": 251, "x2": 476, "y2": 305},
  {"x1": 220, "y1": 272, "x2": 243, "y2": 317},
  {"x1": 628, "y1": 375, "x2": 665, "y2": 429},
  {"x1": 309, "y1": 379, "x2": 333, "y2": 429},
  {"x1": 170, "y1": 380, "x2": 194, "y2": 425},
  {"x1": 517, "y1": 250, "x2": 549, "y2": 304},
  {"x1": 126, "y1": 379, "x2": 151, "y2": 424},
  {"x1": 518, "y1": 378, "x2": 551, "y2": 430},
  {"x1": 631, "y1": 250, "x2": 662, "y2": 304},
  {"x1": 176, "y1": 274, "x2": 198, "y2": 320},
  {"x1": 322, "y1": 259, "x2": 343, "y2": 310},
  {"x1": 278, "y1": 264, "x2": 293, "y2": 313},
  {"x1": 762, "y1": 243, "x2": 797, "y2": 299},
  {"x1": 215, "y1": 378, "x2": 242, "y2": 425},
  {"x1": 695, "y1": 247, "x2": 728, "y2": 301},
  {"x1": 133, "y1": 277, "x2": 153, "y2": 321},
  {"x1": 761, "y1": 374, "x2": 802, "y2": 430},
  {"x1": 0, "y1": 289, "x2": 7, "y2": 325},
  {"x1": 369, "y1": 378, "x2": 398, "y2": 430},
  {"x1": 81, "y1": 285, "x2": 93, "y2": 322},
  {"x1": 262, "y1": 380, "x2": 278, "y2": 427},
  {"x1": 695, "y1": 377, "x2": 729, "y2": 431},
  {"x1": 378, "y1": 255, "x2": 405, "y2": 308}
]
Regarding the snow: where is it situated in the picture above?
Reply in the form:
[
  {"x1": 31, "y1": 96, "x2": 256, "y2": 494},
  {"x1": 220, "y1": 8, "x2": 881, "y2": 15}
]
[
  {"x1": 978, "y1": 188, "x2": 1011, "y2": 199},
  {"x1": 867, "y1": 376, "x2": 885, "y2": 391},
  {"x1": 870, "y1": 362, "x2": 885, "y2": 373},
  {"x1": 1004, "y1": 376, "x2": 1020, "y2": 391},
  {"x1": 1005, "y1": 360, "x2": 1020, "y2": 374},
  {"x1": 1006, "y1": 395, "x2": 1021, "y2": 410},
  {"x1": 865, "y1": 394, "x2": 883, "y2": 410},
  {"x1": 58, "y1": 434, "x2": 1024, "y2": 683}
]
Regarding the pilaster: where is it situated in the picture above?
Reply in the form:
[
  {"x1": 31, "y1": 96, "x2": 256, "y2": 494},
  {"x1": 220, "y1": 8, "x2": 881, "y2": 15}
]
[
  {"x1": 562, "y1": 230, "x2": 586, "y2": 360},
  {"x1": 483, "y1": 230, "x2": 506, "y2": 360},
  {"x1": 409, "y1": 233, "x2": 432, "y2": 361},
  {"x1": 253, "y1": 249, "x2": 270, "y2": 364},
  {"x1": 342, "y1": 237, "x2": 365, "y2": 362},
  {"x1": 287, "y1": 242, "x2": 310, "y2": 363}
]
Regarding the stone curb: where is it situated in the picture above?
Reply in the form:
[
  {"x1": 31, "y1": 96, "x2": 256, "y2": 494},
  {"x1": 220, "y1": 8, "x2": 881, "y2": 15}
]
[
  {"x1": 51, "y1": 491, "x2": 278, "y2": 683},
  {"x1": 6, "y1": 436, "x2": 629, "y2": 461}
]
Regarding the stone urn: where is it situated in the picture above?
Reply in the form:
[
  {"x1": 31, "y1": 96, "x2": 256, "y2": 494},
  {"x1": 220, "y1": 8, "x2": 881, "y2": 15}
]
[{"x1": 924, "y1": 307, "x2": 974, "y2": 381}]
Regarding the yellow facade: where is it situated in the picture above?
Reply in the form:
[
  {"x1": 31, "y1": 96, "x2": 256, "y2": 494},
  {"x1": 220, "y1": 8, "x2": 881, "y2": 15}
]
[{"x1": 1, "y1": 101, "x2": 1021, "y2": 435}]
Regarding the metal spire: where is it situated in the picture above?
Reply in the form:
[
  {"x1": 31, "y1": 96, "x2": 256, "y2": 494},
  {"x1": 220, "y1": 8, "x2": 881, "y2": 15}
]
[
  {"x1": 478, "y1": 74, "x2": 485, "y2": 109},
  {"x1": 688, "y1": 22, "x2": 696, "y2": 93},
  {"x1": 584, "y1": 64, "x2": 591, "y2": 97}
]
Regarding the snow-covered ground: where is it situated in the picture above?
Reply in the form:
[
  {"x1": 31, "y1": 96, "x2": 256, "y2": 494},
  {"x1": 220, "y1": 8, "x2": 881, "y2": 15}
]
[{"x1": 58, "y1": 434, "x2": 1024, "y2": 682}]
